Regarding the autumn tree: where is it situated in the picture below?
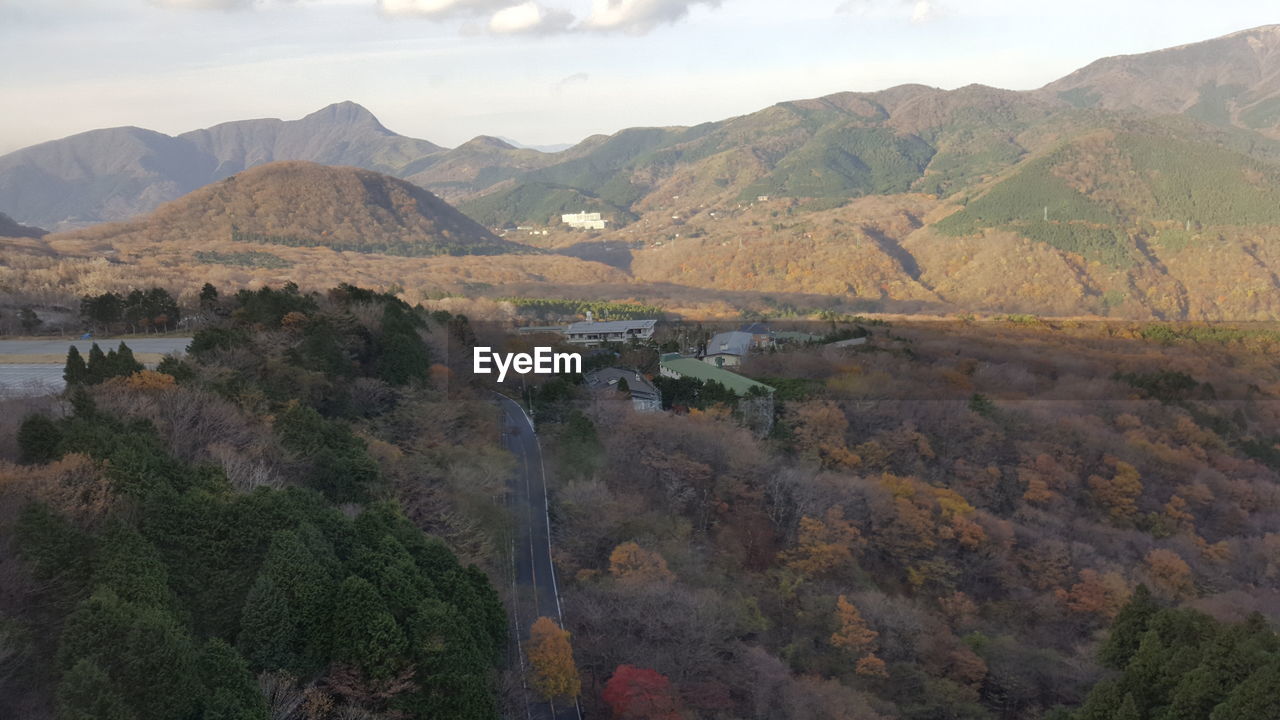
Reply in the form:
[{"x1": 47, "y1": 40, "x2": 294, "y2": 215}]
[
  {"x1": 830, "y1": 595, "x2": 877, "y2": 655},
  {"x1": 1088, "y1": 458, "x2": 1143, "y2": 524},
  {"x1": 789, "y1": 400, "x2": 860, "y2": 469},
  {"x1": 780, "y1": 506, "x2": 863, "y2": 579},
  {"x1": 608, "y1": 542, "x2": 675, "y2": 585},
  {"x1": 1145, "y1": 548, "x2": 1196, "y2": 599},
  {"x1": 602, "y1": 664, "x2": 683, "y2": 720},
  {"x1": 831, "y1": 595, "x2": 888, "y2": 678},
  {"x1": 528, "y1": 616, "x2": 580, "y2": 700},
  {"x1": 1055, "y1": 569, "x2": 1130, "y2": 621}
]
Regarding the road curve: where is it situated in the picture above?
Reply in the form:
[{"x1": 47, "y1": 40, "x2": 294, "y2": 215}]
[{"x1": 497, "y1": 393, "x2": 583, "y2": 720}]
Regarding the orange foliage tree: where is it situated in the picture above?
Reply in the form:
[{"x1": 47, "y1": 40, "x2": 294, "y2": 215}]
[
  {"x1": 1088, "y1": 458, "x2": 1143, "y2": 524},
  {"x1": 608, "y1": 542, "x2": 675, "y2": 585},
  {"x1": 780, "y1": 506, "x2": 863, "y2": 579},
  {"x1": 528, "y1": 617, "x2": 581, "y2": 700},
  {"x1": 831, "y1": 595, "x2": 888, "y2": 678}
]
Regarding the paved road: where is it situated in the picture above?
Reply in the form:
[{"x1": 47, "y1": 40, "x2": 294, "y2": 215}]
[
  {"x1": 497, "y1": 394, "x2": 582, "y2": 720},
  {"x1": 0, "y1": 337, "x2": 192, "y2": 356}
]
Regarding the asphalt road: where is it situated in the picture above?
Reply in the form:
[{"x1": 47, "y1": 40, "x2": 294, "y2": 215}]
[{"x1": 497, "y1": 394, "x2": 583, "y2": 720}]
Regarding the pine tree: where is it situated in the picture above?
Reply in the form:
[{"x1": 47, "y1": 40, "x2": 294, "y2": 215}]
[
  {"x1": 64, "y1": 346, "x2": 89, "y2": 386},
  {"x1": 91, "y1": 521, "x2": 174, "y2": 608},
  {"x1": 199, "y1": 282, "x2": 220, "y2": 311},
  {"x1": 86, "y1": 343, "x2": 107, "y2": 384},
  {"x1": 17, "y1": 414, "x2": 61, "y2": 464},
  {"x1": 1100, "y1": 585, "x2": 1159, "y2": 669},
  {"x1": 55, "y1": 658, "x2": 133, "y2": 720},
  {"x1": 1114, "y1": 693, "x2": 1141, "y2": 720},
  {"x1": 112, "y1": 342, "x2": 143, "y2": 378},
  {"x1": 1210, "y1": 658, "x2": 1280, "y2": 720},
  {"x1": 198, "y1": 639, "x2": 269, "y2": 720},
  {"x1": 236, "y1": 574, "x2": 301, "y2": 673},
  {"x1": 330, "y1": 575, "x2": 407, "y2": 679},
  {"x1": 256, "y1": 529, "x2": 337, "y2": 667}
]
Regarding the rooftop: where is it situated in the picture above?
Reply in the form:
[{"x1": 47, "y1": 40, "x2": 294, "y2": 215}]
[
  {"x1": 707, "y1": 330, "x2": 753, "y2": 357},
  {"x1": 660, "y1": 357, "x2": 773, "y2": 396},
  {"x1": 585, "y1": 367, "x2": 660, "y2": 400},
  {"x1": 566, "y1": 319, "x2": 658, "y2": 335}
]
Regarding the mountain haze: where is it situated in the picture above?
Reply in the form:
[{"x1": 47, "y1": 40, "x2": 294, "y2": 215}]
[
  {"x1": 0, "y1": 102, "x2": 442, "y2": 230},
  {"x1": 8, "y1": 26, "x2": 1280, "y2": 319}
]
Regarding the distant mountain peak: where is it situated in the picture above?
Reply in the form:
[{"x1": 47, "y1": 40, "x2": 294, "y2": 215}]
[
  {"x1": 461, "y1": 135, "x2": 518, "y2": 151},
  {"x1": 301, "y1": 101, "x2": 389, "y2": 132}
]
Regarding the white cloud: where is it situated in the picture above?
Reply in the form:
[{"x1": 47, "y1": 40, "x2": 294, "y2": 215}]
[
  {"x1": 488, "y1": 1, "x2": 573, "y2": 34},
  {"x1": 378, "y1": 0, "x2": 509, "y2": 18},
  {"x1": 581, "y1": 0, "x2": 721, "y2": 34},
  {"x1": 150, "y1": 0, "x2": 256, "y2": 9},
  {"x1": 910, "y1": 0, "x2": 935, "y2": 23}
]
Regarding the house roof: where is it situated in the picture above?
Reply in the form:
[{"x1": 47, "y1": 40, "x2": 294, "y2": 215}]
[
  {"x1": 585, "y1": 367, "x2": 660, "y2": 400},
  {"x1": 660, "y1": 357, "x2": 773, "y2": 396},
  {"x1": 565, "y1": 319, "x2": 657, "y2": 335},
  {"x1": 774, "y1": 330, "x2": 823, "y2": 342},
  {"x1": 706, "y1": 330, "x2": 753, "y2": 357}
]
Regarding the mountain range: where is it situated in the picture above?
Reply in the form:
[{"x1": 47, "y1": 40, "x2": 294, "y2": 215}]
[{"x1": 7, "y1": 25, "x2": 1280, "y2": 320}]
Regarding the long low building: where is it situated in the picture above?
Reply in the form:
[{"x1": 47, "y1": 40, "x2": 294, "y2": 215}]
[
  {"x1": 564, "y1": 319, "x2": 657, "y2": 346},
  {"x1": 659, "y1": 355, "x2": 773, "y2": 396}
]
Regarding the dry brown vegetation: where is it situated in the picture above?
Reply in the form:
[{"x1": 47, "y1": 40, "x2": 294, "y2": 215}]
[{"x1": 535, "y1": 319, "x2": 1280, "y2": 719}]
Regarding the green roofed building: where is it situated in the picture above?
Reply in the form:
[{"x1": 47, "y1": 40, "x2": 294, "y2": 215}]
[
  {"x1": 659, "y1": 356, "x2": 774, "y2": 396},
  {"x1": 659, "y1": 355, "x2": 775, "y2": 435}
]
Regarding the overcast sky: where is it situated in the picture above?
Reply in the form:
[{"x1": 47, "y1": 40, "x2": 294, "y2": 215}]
[{"x1": 0, "y1": 0, "x2": 1276, "y2": 154}]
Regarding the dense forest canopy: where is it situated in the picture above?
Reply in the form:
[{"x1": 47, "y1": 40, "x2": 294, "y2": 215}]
[{"x1": 0, "y1": 283, "x2": 509, "y2": 719}]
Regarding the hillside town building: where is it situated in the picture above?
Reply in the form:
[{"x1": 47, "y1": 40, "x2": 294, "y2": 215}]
[
  {"x1": 563, "y1": 319, "x2": 657, "y2": 346},
  {"x1": 561, "y1": 211, "x2": 608, "y2": 230}
]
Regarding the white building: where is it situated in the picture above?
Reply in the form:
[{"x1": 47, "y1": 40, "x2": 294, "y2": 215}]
[
  {"x1": 564, "y1": 319, "x2": 656, "y2": 346},
  {"x1": 561, "y1": 211, "x2": 608, "y2": 230}
]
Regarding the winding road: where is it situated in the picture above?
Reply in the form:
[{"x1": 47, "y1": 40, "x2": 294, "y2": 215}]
[{"x1": 497, "y1": 393, "x2": 583, "y2": 720}]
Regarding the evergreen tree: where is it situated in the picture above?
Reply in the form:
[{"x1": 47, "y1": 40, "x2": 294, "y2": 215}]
[
  {"x1": 1099, "y1": 585, "x2": 1159, "y2": 669},
  {"x1": 198, "y1": 639, "x2": 268, "y2": 720},
  {"x1": 18, "y1": 306, "x2": 42, "y2": 333},
  {"x1": 111, "y1": 342, "x2": 144, "y2": 378},
  {"x1": 64, "y1": 346, "x2": 89, "y2": 386},
  {"x1": 86, "y1": 343, "x2": 107, "y2": 384},
  {"x1": 199, "y1": 283, "x2": 220, "y2": 311},
  {"x1": 55, "y1": 658, "x2": 133, "y2": 720},
  {"x1": 1113, "y1": 694, "x2": 1141, "y2": 720},
  {"x1": 17, "y1": 414, "x2": 61, "y2": 464},
  {"x1": 375, "y1": 302, "x2": 429, "y2": 386},
  {"x1": 90, "y1": 522, "x2": 174, "y2": 608},
  {"x1": 1210, "y1": 658, "x2": 1280, "y2": 720},
  {"x1": 236, "y1": 574, "x2": 301, "y2": 673},
  {"x1": 252, "y1": 529, "x2": 338, "y2": 669},
  {"x1": 330, "y1": 575, "x2": 407, "y2": 679}
]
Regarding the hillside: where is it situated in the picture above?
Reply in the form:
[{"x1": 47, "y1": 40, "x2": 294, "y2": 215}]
[
  {"x1": 0, "y1": 212, "x2": 46, "y2": 239},
  {"x1": 1042, "y1": 25, "x2": 1280, "y2": 134},
  {"x1": 0, "y1": 103, "x2": 443, "y2": 230},
  {"x1": 179, "y1": 101, "x2": 442, "y2": 179},
  {"x1": 48, "y1": 161, "x2": 518, "y2": 257},
  {"x1": 7, "y1": 162, "x2": 627, "y2": 304}
]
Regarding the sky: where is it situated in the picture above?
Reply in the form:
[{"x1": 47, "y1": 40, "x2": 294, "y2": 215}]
[{"x1": 0, "y1": 0, "x2": 1276, "y2": 155}]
